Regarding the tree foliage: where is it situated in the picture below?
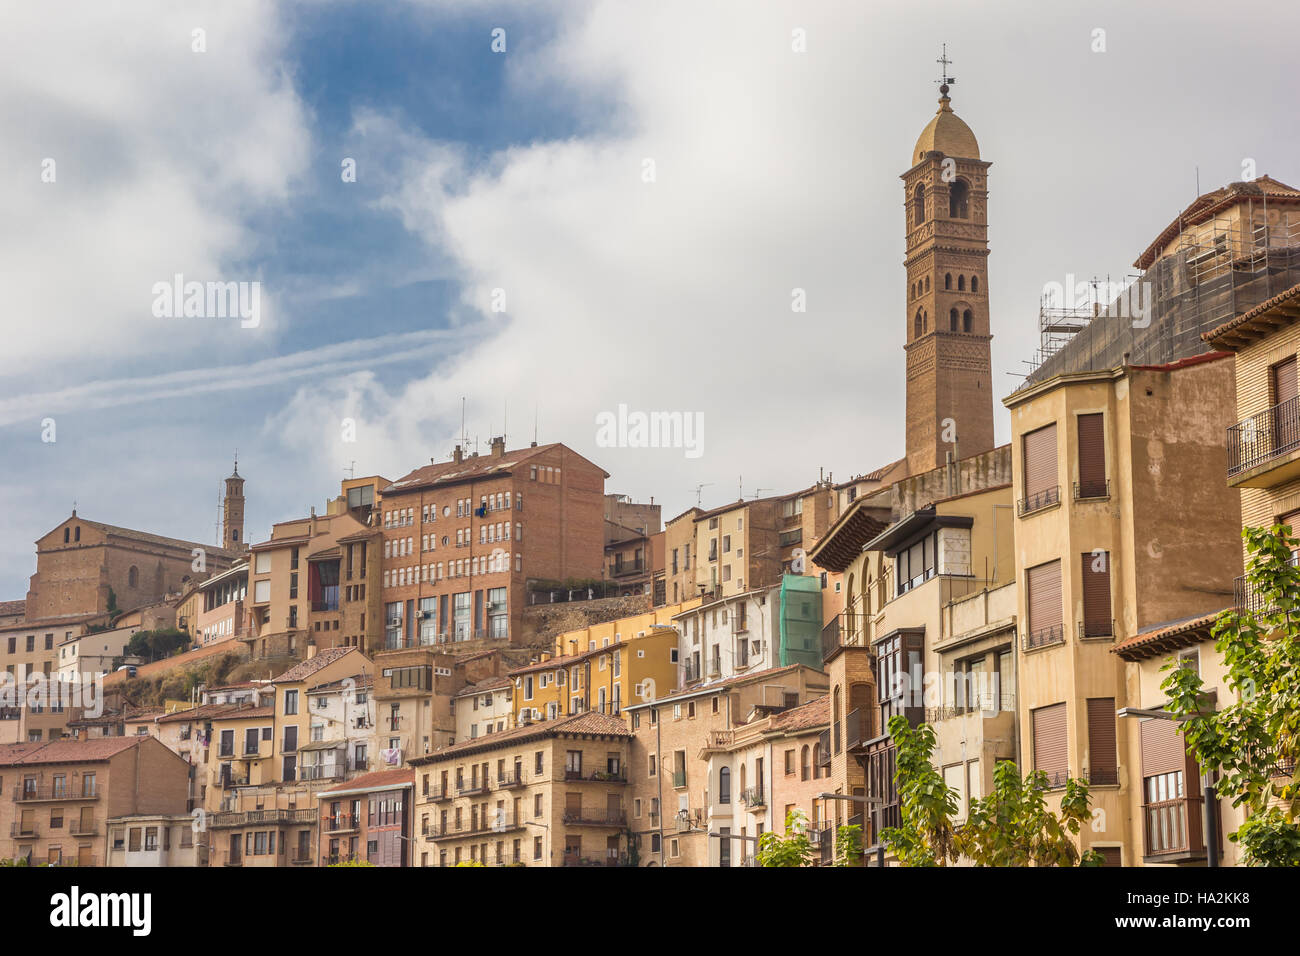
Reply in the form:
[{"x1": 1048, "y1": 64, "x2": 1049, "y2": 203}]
[
  {"x1": 756, "y1": 808, "x2": 814, "y2": 867},
  {"x1": 881, "y1": 714, "x2": 1101, "y2": 866},
  {"x1": 1163, "y1": 523, "x2": 1300, "y2": 866}
]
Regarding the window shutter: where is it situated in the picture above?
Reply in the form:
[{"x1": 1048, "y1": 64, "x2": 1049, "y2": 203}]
[
  {"x1": 1139, "y1": 717, "x2": 1186, "y2": 777},
  {"x1": 1032, "y1": 703, "x2": 1068, "y2": 786},
  {"x1": 1026, "y1": 560, "x2": 1062, "y2": 639},
  {"x1": 1272, "y1": 356, "x2": 1297, "y2": 405},
  {"x1": 1077, "y1": 414, "x2": 1106, "y2": 495},
  {"x1": 1022, "y1": 424, "x2": 1058, "y2": 501},
  {"x1": 1081, "y1": 552, "x2": 1111, "y2": 637},
  {"x1": 1087, "y1": 697, "x2": 1117, "y2": 785},
  {"x1": 1095, "y1": 846, "x2": 1122, "y2": 866}
]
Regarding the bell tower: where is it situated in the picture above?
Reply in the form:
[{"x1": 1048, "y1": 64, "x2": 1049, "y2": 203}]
[
  {"x1": 902, "y1": 55, "x2": 995, "y2": 475},
  {"x1": 222, "y1": 458, "x2": 246, "y2": 550}
]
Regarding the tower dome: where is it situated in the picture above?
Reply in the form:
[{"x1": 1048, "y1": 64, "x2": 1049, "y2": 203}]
[{"x1": 912, "y1": 86, "x2": 980, "y2": 166}]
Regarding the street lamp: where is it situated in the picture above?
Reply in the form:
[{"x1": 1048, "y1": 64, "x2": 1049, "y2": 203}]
[
  {"x1": 818, "y1": 792, "x2": 885, "y2": 867},
  {"x1": 1114, "y1": 706, "x2": 1220, "y2": 868}
]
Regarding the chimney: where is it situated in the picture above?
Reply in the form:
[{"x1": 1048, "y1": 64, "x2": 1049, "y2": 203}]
[
  {"x1": 491, "y1": 436, "x2": 506, "y2": 458},
  {"x1": 309, "y1": 506, "x2": 317, "y2": 537},
  {"x1": 453, "y1": 444, "x2": 464, "y2": 464},
  {"x1": 306, "y1": 643, "x2": 318, "y2": 660}
]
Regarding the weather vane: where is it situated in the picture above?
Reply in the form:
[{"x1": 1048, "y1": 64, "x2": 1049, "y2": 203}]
[{"x1": 936, "y1": 43, "x2": 956, "y2": 92}]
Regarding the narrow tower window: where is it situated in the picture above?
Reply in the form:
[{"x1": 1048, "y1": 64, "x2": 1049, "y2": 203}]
[
  {"x1": 913, "y1": 184, "x2": 925, "y2": 227},
  {"x1": 949, "y1": 179, "x2": 970, "y2": 218}
]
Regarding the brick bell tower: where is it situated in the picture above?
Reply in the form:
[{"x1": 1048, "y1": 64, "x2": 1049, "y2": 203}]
[
  {"x1": 222, "y1": 458, "x2": 247, "y2": 550},
  {"x1": 902, "y1": 63, "x2": 995, "y2": 475}
]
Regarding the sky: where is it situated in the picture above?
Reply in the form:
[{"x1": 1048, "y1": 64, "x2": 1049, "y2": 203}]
[{"x1": 1, "y1": 0, "x2": 1297, "y2": 599}]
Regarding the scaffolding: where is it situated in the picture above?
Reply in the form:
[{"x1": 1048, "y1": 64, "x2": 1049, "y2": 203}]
[{"x1": 1019, "y1": 199, "x2": 1300, "y2": 387}]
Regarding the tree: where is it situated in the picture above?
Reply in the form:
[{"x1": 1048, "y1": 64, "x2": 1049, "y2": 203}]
[
  {"x1": 125, "y1": 628, "x2": 190, "y2": 662},
  {"x1": 881, "y1": 714, "x2": 1102, "y2": 866},
  {"x1": 454, "y1": 860, "x2": 485, "y2": 867},
  {"x1": 756, "y1": 808, "x2": 814, "y2": 867},
  {"x1": 833, "y1": 823, "x2": 863, "y2": 867},
  {"x1": 1163, "y1": 523, "x2": 1300, "y2": 866}
]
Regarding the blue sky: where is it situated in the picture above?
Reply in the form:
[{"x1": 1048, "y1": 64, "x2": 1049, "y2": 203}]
[{"x1": 2, "y1": 0, "x2": 1298, "y2": 599}]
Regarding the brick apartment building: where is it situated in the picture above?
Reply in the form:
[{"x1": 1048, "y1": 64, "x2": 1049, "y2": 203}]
[
  {"x1": 0, "y1": 735, "x2": 191, "y2": 867},
  {"x1": 317, "y1": 768, "x2": 413, "y2": 866},
  {"x1": 378, "y1": 439, "x2": 606, "y2": 649}
]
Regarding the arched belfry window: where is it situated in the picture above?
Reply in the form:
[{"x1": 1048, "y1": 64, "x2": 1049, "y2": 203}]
[
  {"x1": 913, "y1": 184, "x2": 925, "y2": 227},
  {"x1": 949, "y1": 178, "x2": 970, "y2": 219},
  {"x1": 914, "y1": 311, "x2": 923, "y2": 338},
  {"x1": 958, "y1": 275, "x2": 966, "y2": 292},
  {"x1": 924, "y1": 276, "x2": 930, "y2": 293},
  {"x1": 963, "y1": 309, "x2": 974, "y2": 333},
  {"x1": 950, "y1": 308, "x2": 959, "y2": 331},
  {"x1": 128, "y1": 566, "x2": 139, "y2": 588},
  {"x1": 945, "y1": 273, "x2": 952, "y2": 290},
  {"x1": 971, "y1": 276, "x2": 979, "y2": 293}
]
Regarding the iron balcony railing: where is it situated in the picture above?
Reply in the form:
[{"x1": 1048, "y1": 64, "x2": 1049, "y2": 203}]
[
  {"x1": 14, "y1": 784, "x2": 99, "y2": 802},
  {"x1": 1078, "y1": 618, "x2": 1115, "y2": 640},
  {"x1": 1073, "y1": 478, "x2": 1110, "y2": 500},
  {"x1": 1017, "y1": 485, "x2": 1061, "y2": 517},
  {"x1": 497, "y1": 769, "x2": 524, "y2": 788},
  {"x1": 1227, "y1": 395, "x2": 1300, "y2": 479},
  {"x1": 844, "y1": 707, "x2": 871, "y2": 751},
  {"x1": 456, "y1": 779, "x2": 489, "y2": 796},
  {"x1": 1144, "y1": 795, "x2": 1204, "y2": 857},
  {"x1": 1022, "y1": 623, "x2": 1066, "y2": 651},
  {"x1": 817, "y1": 729, "x2": 832, "y2": 767},
  {"x1": 740, "y1": 787, "x2": 766, "y2": 808},
  {"x1": 561, "y1": 809, "x2": 627, "y2": 827},
  {"x1": 324, "y1": 813, "x2": 358, "y2": 833},
  {"x1": 672, "y1": 770, "x2": 687, "y2": 789},
  {"x1": 1087, "y1": 768, "x2": 1120, "y2": 786}
]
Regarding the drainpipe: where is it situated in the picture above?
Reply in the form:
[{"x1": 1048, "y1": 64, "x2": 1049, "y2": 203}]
[{"x1": 656, "y1": 712, "x2": 664, "y2": 867}]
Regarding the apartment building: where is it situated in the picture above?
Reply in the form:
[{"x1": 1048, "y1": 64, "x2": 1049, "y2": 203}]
[
  {"x1": 604, "y1": 493, "x2": 663, "y2": 601},
  {"x1": 674, "y1": 577, "x2": 823, "y2": 688},
  {"x1": 810, "y1": 468, "x2": 1016, "y2": 857},
  {"x1": 244, "y1": 479, "x2": 386, "y2": 661},
  {"x1": 0, "y1": 735, "x2": 190, "y2": 867},
  {"x1": 317, "y1": 768, "x2": 413, "y2": 866},
  {"x1": 190, "y1": 560, "x2": 249, "y2": 646},
  {"x1": 379, "y1": 439, "x2": 606, "y2": 650},
  {"x1": 409, "y1": 711, "x2": 631, "y2": 867},
  {"x1": 106, "y1": 813, "x2": 205, "y2": 866},
  {"x1": 453, "y1": 676, "x2": 513, "y2": 742},
  {"x1": 625, "y1": 664, "x2": 829, "y2": 867},
  {"x1": 1003, "y1": 352, "x2": 1242, "y2": 865},
  {"x1": 303, "y1": 673, "x2": 375, "y2": 781}
]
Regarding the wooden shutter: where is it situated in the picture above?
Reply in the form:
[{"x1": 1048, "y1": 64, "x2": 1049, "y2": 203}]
[
  {"x1": 1087, "y1": 698, "x2": 1117, "y2": 785},
  {"x1": 1081, "y1": 552, "x2": 1112, "y2": 637},
  {"x1": 1140, "y1": 717, "x2": 1186, "y2": 777},
  {"x1": 1032, "y1": 703, "x2": 1068, "y2": 786},
  {"x1": 1026, "y1": 560, "x2": 1062, "y2": 637},
  {"x1": 1095, "y1": 846, "x2": 1122, "y2": 867},
  {"x1": 1272, "y1": 356, "x2": 1297, "y2": 405},
  {"x1": 1023, "y1": 424, "x2": 1058, "y2": 501},
  {"x1": 1077, "y1": 414, "x2": 1106, "y2": 495}
]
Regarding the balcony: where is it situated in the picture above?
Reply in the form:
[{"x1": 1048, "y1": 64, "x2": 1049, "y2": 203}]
[
  {"x1": 1073, "y1": 478, "x2": 1110, "y2": 501},
  {"x1": 70, "y1": 821, "x2": 99, "y2": 837},
  {"x1": 1087, "y1": 767, "x2": 1120, "y2": 787},
  {"x1": 562, "y1": 852, "x2": 624, "y2": 867},
  {"x1": 673, "y1": 808, "x2": 704, "y2": 832},
  {"x1": 1078, "y1": 618, "x2": 1115, "y2": 641},
  {"x1": 672, "y1": 770, "x2": 687, "y2": 789},
  {"x1": 209, "y1": 808, "x2": 317, "y2": 829},
  {"x1": 864, "y1": 734, "x2": 900, "y2": 848},
  {"x1": 428, "y1": 787, "x2": 451, "y2": 802},
  {"x1": 844, "y1": 707, "x2": 871, "y2": 752},
  {"x1": 299, "y1": 764, "x2": 344, "y2": 782},
  {"x1": 497, "y1": 770, "x2": 525, "y2": 789},
  {"x1": 14, "y1": 784, "x2": 99, "y2": 802},
  {"x1": 1143, "y1": 795, "x2": 1207, "y2": 863},
  {"x1": 816, "y1": 729, "x2": 832, "y2": 768},
  {"x1": 740, "y1": 787, "x2": 766, "y2": 809},
  {"x1": 561, "y1": 809, "x2": 627, "y2": 827},
  {"x1": 683, "y1": 660, "x2": 700, "y2": 684},
  {"x1": 1227, "y1": 396, "x2": 1300, "y2": 487},
  {"x1": 699, "y1": 730, "x2": 734, "y2": 753},
  {"x1": 214, "y1": 772, "x2": 250, "y2": 790},
  {"x1": 1017, "y1": 485, "x2": 1060, "y2": 517},
  {"x1": 10, "y1": 823, "x2": 38, "y2": 838},
  {"x1": 456, "y1": 779, "x2": 489, "y2": 797},
  {"x1": 611, "y1": 559, "x2": 646, "y2": 578},
  {"x1": 564, "y1": 769, "x2": 627, "y2": 784},
  {"x1": 324, "y1": 813, "x2": 359, "y2": 834},
  {"x1": 1022, "y1": 623, "x2": 1065, "y2": 652}
]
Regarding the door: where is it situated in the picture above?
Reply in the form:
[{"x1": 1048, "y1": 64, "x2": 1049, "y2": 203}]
[{"x1": 1273, "y1": 356, "x2": 1298, "y2": 454}]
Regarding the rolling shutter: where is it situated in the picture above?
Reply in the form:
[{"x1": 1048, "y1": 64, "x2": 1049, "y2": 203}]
[
  {"x1": 1140, "y1": 717, "x2": 1186, "y2": 777},
  {"x1": 1272, "y1": 356, "x2": 1297, "y2": 405},
  {"x1": 1026, "y1": 560, "x2": 1062, "y2": 638},
  {"x1": 1032, "y1": 703, "x2": 1068, "y2": 786},
  {"x1": 1077, "y1": 414, "x2": 1106, "y2": 495},
  {"x1": 1081, "y1": 552, "x2": 1112, "y2": 637},
  {"x1": 1087, "y1": 697, "x2": 1117, "y2": 785},
  {"x1": 1023, "y1": 424, "x2": 1058, "y2": 501}
]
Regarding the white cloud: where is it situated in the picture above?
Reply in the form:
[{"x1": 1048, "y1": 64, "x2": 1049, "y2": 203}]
[{"x1": 0, "y1": 0, "x2": 310, "y2": 377}]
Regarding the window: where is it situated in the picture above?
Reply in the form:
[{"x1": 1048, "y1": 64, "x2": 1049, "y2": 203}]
[
  {"x1": 718, "y1": 767, "x2": 731, "y2": 804},
  {"x1": 948, "y1": 178, "x2": 969, "y2": 218},
  {"x1": 912, "y1": 183, "x2": 925, "y2": 227},
  {"x1": 1087, "y1": 697, "x2": 1118, "y2": 786},
  {"x1": 1025, "y1": 560, "x2": 1063, "y2": 648},
  {"x1": 1076, "y1": 413, "x2": 1107, "y2": 498},
  {"x1": 1032, "y1": 702, "x2": 1068, "y2": 788},
  {"x1": 1081, "y1": 551, "x2": 1112, "y2": 637},
  {"x1": 1021, "y1": 423, "x2": 1059, "y2": 513},
  {"x1": 894, "y1": 533, "x2": 936, "y2": 595},
  {"x1": 283, "y1": 690, "x2": 299, "y2": 715}
]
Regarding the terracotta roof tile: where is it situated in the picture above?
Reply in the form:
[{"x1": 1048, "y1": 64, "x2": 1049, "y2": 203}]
[
  {"x1": 0, "y1": 736, "x2": 149, "y2": 766},
  {"x1": 410, "y1": 711, "x2": 630, "y2": 765},
  {"x1": 0, "y1": 600, "x2": 26, "y2": 617},
  {"x1": 320, "y1": 768, "x2": 414, "y2": 796},
  {"x1": 1112, "y1": 611, "x2": 1224, "y2": 661},
  {"x1": 384, "y1": 443, "x2": 575, "y2": 495},
  {"x1": 270, "y1": 646, "x2": 359, "y2": 684},
  {"x1": 769, "y1": 694, "x2": 830, "y2": 733},
  {"x1": 625, "y1": 664, "x2": 809, "y2": 708}
]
